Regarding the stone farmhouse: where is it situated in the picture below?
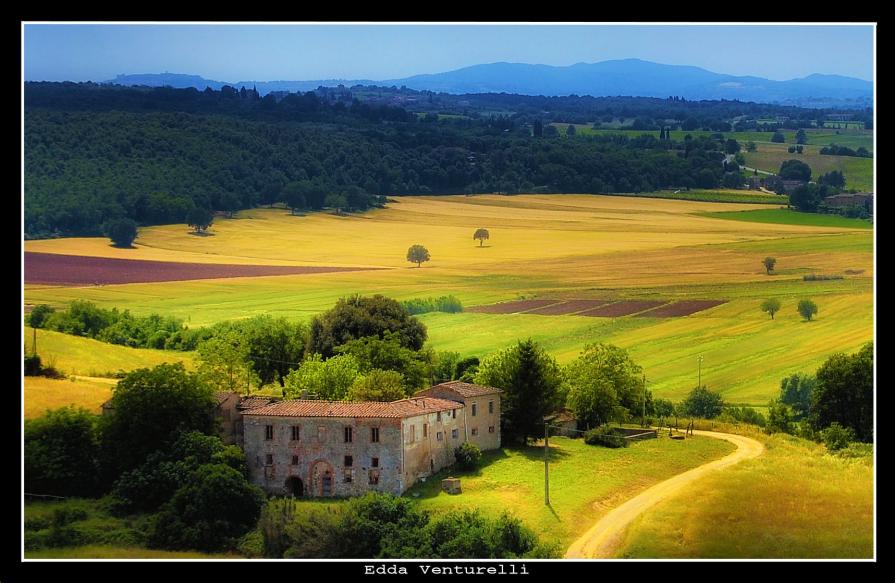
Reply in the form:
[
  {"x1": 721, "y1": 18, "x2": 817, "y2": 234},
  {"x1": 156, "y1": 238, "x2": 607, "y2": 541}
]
[{"x1": 242, "y1": 381, "x2": 501, "y2": 497}]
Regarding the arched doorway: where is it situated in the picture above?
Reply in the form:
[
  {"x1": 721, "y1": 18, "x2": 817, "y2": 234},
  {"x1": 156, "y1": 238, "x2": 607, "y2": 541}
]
[
  {"x1": 285, "y1": 476, "x2": 304, "y2": 497},
  {"x1": 310, "y1": 460, "x2": 335, "y2": 497}
]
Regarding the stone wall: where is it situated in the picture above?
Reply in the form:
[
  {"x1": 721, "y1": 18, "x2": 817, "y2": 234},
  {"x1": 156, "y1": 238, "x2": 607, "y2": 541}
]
[{"x1": 401, "y1": 406, "x2": 466, "y2": 489}]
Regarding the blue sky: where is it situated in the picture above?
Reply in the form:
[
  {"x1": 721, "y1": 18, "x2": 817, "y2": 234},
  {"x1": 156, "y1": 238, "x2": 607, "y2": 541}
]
[{"x1": 24, "y1": 23, "x2": 875, "y2": 83}]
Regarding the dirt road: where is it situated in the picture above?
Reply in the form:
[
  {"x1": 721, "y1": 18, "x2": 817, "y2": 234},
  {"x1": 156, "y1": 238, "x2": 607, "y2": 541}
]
[{"x1": 564, "y1": 430, "x2": 765, "y2": 559}]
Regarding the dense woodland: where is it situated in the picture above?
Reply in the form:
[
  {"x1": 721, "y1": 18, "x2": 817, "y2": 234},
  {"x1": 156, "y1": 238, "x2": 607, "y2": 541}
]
[{"x1": 25, "y1": 82, "x2": 864, "y2": 238}]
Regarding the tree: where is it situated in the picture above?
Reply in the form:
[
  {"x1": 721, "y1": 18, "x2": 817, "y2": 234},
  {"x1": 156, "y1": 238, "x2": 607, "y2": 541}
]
[
  {"x1": 475, "y1": 339, "x2": 564, "y2": 444},
  {"x1": 680, "y1": 386, "x2": 724, "y2": 419},
  {"x1": 762, "y1": 256, "x2": 777, "y2": 274},
  {"x1": 347, "y1": 369, "x2": 407, "y2": 402},
  {"x1": 218, "y1": 192, "x2": 241, "y2": 218},
  {"x1": 565, "y1": 343, "x2": 644, "y2": 429},
  {"x1": 779, "y1": 373, "x2": 815, "y2": 419},
  {"x1": 797, "y1": 299, "x2": 818, "y2": 321},
  {"x1": 795, "y1": 129, "x2": 807, "y2": 145},
  {"x1": 98, "y1": 363, "x2": 217, "y2": 483},
  {"x1": 454, "y1": 442, "x2": 482, "y2": 471},
  {"x1": 746, "y1": 141, "x2": 757, "y2": 152},
  {"x1": 406, "y1": 244, "x2": 430, "y2": 267},
  {"x1": 725, "y1": 139, "x2": 741, "y2": 155},
  {"x1": 771, "y1": 131, "x2": 785, "y2": 143},
  {"x1": 237, "y1": 316, "x2": 308, "y2": 387},
  {"x1": 25, "y1": 406, "x2": 100, "y2": 497},
  {"x1": 186, "y1": 207, "x2": 214, "y2": 233},
  {"x1": 761, "y1": 298, "x2": 781, "y2": 319},
  {"x1": 778, "y1": 159, "x2": 811, "y2": 181},
  {"x1": 789, "y1": 183, "x2": 827, "y2": 212},
  {"x1": 819, "y1": 170, "x2": 846, "y2": 189},
  {"x1": 325, "y1": 193, "x2": 348, "y2": 214},
  {"x1": 149, "y1": 463, "x2": 266, "y2": 552},
  {"x1": 766, "y1": 399, "x2": 794, "y2": 434},
  {"x1": 104, "y1": 218, "x2": 138, "y2": 248},
  {"x1": 307, "y1": 294, "x2": 428, "y2": 358},
  {"x1": 566, "y1": 124, "x2": 576, "y2": 137},
  {"x1": 473, "y1": 228, "x2": 490, "y2": 247},
  {"x1": 27, "y1": 304, "x2": 55, "y2": 328},
  {"x1": 811, "y1": 343, "x2": 872, "y2": 441},
  {"x1": 197, "y1": 327, "x2": 259, "y2": 394},
  {"x1": 284, "y1": 353, "x2": 360, "y2": 400},
  {"x1": 336, "y1": 332, "x2": 433, "y2": 393}
]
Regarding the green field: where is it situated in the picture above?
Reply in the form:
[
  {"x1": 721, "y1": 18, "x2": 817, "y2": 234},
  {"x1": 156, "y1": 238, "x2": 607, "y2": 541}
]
[
  {"x1": 409, "y1": 435, "x2": 734, "y2": 550},
  {"x1": 742, "y1": 143, "x2": 873, "y2": 192},
  {"x1": 701, "y1": 208, "x2": 873, "y2": 229},
  {"x1": 617, "y1": 433, "x2": 873, "y2": 558},
  {"x1": 25, "y1": 195, "x2": 873, "y2": 406}
]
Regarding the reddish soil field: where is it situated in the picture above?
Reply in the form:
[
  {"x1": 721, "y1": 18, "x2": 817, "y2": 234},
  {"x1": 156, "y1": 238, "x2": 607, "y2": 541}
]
[
  {"x1": 24, "y1": 252, "x2": 380, "y2": 286},
  {"x1": 467, "y1": 299, "x2": 562, "y2": 314},
  {"x1": 525, "y1": 299, "x2": 613, "y2": 315},
  {"x1": 577, "y1": 300, "x2": 668, "y2": 317},
  {"x1": 632, "y1": 299, "x2": 727, "y2": 318}
]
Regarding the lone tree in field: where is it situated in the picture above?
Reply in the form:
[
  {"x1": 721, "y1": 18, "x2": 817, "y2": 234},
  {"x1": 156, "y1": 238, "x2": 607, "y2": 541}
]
[
  {"x1": 761, "y1": 298, "x2": 782, "y2": 320},
  {"x1": 798, "y1": 299, "x2": 818, "y2": 321},
  {"x1": 763, "y1": 257, "x2": 777, "y2": 275},
  {"x1": 187, "y1": 207, "x2": 214, "y2": 233},
  {"x1": 104, "y1": 218, "x2": 138, "y2": 248},
  {"x1": 406, "y1": 244, "x2": 430, "y2": 267},
  {"x1": 473, "y1": 228, "x2": 490, "y2": 247}
]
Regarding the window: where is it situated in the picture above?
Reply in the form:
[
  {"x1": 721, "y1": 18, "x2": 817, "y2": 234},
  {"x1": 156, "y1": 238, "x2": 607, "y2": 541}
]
[
  {"x1": 452, "y1": 428, "x2": 459, "y2": 439},
  {"x1": 371, "y1": 457, "x2": 379, "y2": 468},
  {"x1": 437, "y1": 411, "x2": 442, "y2": 422},
  {"x1": 344, "y1": 455, "x2": 353, "y2": 467},
  {"x1": 410, "y1": 425, "x2": 416, "y2": 442},
  {"x1": 452, "y1": 409, "x2": 457, "y2": 419},
  {"x1": 368, "y1": 469, "x2": 380, "y2": 485},
  {"x1": 472, "y1": 403, "x2": 477, "y2": 417},
  {"x1": 437, "y1": 432, "x2": 443, "y2": 441},
  {"x1": 265, "y1": 425, "x2": 274, "y2": 440},
  {"x1": 471, "y1": 428, "x2": 478, "y2": 436},
  {"x1": 423, "y1": 423, "x2": 428, "y2": 438},
  {"x1": 344, "y1": 470, "x2": 352, "y2": 483},
  {"x1": 318, "y1": 426, "x2": 326, "y2": 442},
  {"x1": 291, "y1": 426, "x2": 300, "y2": 441},
  {"x1": 371, "y1": 427, "x2": 380, "y2": 443},
  {"x1": 489, "y1": 426, "x2": 495, "y2": 433},
  {"x1": 489, "y1": 401, "x2": 494, "y2": 414},
  {"x1": 265, "y1": 454, "x2": 273, "y2": 466},
  {"x1": 291, "y1": 455, "x2": 299, "y2": 466},
  {"x1": 344, "y1": 426, "x2": 353, "y2": 443}
]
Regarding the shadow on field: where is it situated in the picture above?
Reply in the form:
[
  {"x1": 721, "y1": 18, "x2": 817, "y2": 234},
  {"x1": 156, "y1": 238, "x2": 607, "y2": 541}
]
[
  {"x1": 187, "y1": 231, "x2": 215, "y2": 237},
  {"x1": 512, "y1": 443, "x2": 572, "y2": 463}
]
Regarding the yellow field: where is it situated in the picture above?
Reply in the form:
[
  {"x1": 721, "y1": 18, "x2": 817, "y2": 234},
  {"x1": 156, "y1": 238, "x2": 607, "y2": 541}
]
[
  {"x1": 617, "y1": 433, "x2": 874, "y2": 558},
  {"x1": 24, "y1": 327, "x2": 195, "y2": 377},
  {"x1": 24, "y1": 376, "x2": 115, "y2": 419},
  {"x1": 24, "y1": 195, "x2": 873, "y2": 405}
]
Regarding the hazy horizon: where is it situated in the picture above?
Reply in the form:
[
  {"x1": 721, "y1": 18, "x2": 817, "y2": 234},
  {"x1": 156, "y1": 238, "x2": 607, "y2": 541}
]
[{"x1": 24, "y1": 23, "x2": 875, "y2": 84}]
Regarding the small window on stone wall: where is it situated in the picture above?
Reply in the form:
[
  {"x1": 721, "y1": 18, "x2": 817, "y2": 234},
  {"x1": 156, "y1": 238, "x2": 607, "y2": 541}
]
[
  {"x1": 265, "y1": 454, "x2": 273, "y2": 466},
  {"x1": 369, "y1": 469, "x2": 380, "y2": 485}
]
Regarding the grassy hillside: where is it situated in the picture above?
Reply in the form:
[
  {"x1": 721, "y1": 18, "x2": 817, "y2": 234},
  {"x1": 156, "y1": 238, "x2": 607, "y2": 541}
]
[
  {"x1": 701, "y1": 208, "x2": 873, "y2": 229},
  {"x1": 616, "y1": 433, "x2": 873, "y2": 558},
  {"x1": 24, "y1": 376, "x2": 115, "y2": 419}
]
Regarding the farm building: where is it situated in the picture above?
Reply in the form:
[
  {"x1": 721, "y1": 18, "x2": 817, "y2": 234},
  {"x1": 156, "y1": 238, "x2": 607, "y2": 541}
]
[
  {"x1": 545, "y1": 409, "x2": 578, "y2": 437},
  {"x1": 242, "y1": 381, "x2": 502, "y2": 497},
  {"x1": 823, "y1": 192, "x2": 873, "y2": 212}
]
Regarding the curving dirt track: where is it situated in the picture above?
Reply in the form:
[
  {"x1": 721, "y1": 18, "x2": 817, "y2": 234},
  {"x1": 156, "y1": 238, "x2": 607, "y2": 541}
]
[{"x1": 564, "y1": 430, "x2": 765, "y2": 559}]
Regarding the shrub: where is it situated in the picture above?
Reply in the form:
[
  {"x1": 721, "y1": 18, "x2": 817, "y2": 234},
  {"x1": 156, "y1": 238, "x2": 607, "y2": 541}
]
[
  {"x1": 583, "y1": 426, "x2": 629, "y2": 448},
  {"x1": 27, "y1": 304, "x2": 55, "y2": 328},
  {"x1": 454, "y1": 442, "x2": 482, "y2": 471},
  {"x1": 402, "y1": 295, "x2": 464, "y2": 315},
  {"x1": 821, "y1": 422, "x2": 855, "y2": 452},
  {"x1": 680, "y1": 386, "x2": 724, "y2": 419},
  {"x1": 24, "y1": 354, "x2": 43, "y2": 376}
]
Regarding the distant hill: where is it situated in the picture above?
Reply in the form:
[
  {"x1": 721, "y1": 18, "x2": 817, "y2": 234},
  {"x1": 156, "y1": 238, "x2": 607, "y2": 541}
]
[{"x1": 105, "y1": 59, "x2": 872, "y2": 107}]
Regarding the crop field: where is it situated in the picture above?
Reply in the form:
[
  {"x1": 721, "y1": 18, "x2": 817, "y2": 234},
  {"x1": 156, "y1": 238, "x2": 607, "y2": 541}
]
[
  {"x1": 701, "y1": 209, "x2": 873, "y2": 229},
  {"x1": 24, "y1": 327, "x2": 195, "y2": 377},
  {"x1": 24, "y1": 376, "x2": 115, "y2": 419},
  {"x1": 24, "y1": 252, "x2": 381, "y2": 286},
  {"x1": 24, "y1": 194, "x2": 873, "y2": 406},
  {"x1": 616, "y1": 433, "x2": 873, "y2": 558}
]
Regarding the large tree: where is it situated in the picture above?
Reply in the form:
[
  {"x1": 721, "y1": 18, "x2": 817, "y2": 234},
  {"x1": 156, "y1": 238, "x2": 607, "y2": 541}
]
[
  {"x1": 475, "y1": 339, "x2": 564, "y2": 444},
  {"x1": 406, "y1": 244, "x2": 430, "y2": 267},
  {"x1": 565, "y1": 343, "x2": 644, "y2": 429},
  {"x1": 284, "y1": 353, "x2": 360, "y2": 400},
  {"x1": 762, "y1": 257, "x2": 776, "y2": 274},
  {"x1": 473, "y1": 228, "x2": 490, "y2": 247},
  {"x1": 335, "y1": 332, "x2": 433, "y2": 393},
  {"x1": 307, "y1": 294, "x2": 428, "y2": 358},
  {"x1": 104, "y1": 218, "x2": 138, "y2": 248},
  {"x1": 347, "y1": 369, "x2": 407, "y2": 402},
  {"x1": 761, "y1": 298, "x2": 781, "y2": 319},
  {"x1": 680, "y1": 386, "x2": 724, "y2": 419},
  {"x1": 197, "y1": 327, "x2": 259, "y2": 394},
  {"x1": 778, "y1": 159, "x2": 812, "y2": 182},
  {"x1": 811, "y1": 343, "x2": 873, "y2": 441},
  {"x1": 25, "y1": 406, "x2": 100, "y2": 497},
  {"x1": 779, "y1": 373, "x2": 815, "y2": 419},
  {"x1": 798, "y1": 299, "x2": 818, "y2": 321},
  {"x1": 98, "y1": 363, "x2": 217, "y2": 483},
  {"x1": 186, "y1": 207, "x2": 214, "y2": 233}
]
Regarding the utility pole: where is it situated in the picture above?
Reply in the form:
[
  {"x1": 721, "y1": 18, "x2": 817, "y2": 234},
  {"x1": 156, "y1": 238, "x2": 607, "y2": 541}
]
[
  {"x1": 544, "y1": 422, "x2": 550, "y2": 506},
  {"x1": 32, "y1": 327, "x2": 37, "y2": 357},
  {"x1": 697, "y1": 354, "x2": 704, "y2": 387},
  {"x1": 642, "y1": 374, "x2": 647, "y2": 428}
]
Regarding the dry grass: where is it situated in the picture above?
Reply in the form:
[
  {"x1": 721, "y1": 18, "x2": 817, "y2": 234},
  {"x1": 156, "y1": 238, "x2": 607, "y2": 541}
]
[
  {"x1": 616, "y1": 433, "x2": 873, "y2": 558},
  {"x1": 24, "y1": 376, "x2": 115, "y2": 418}
]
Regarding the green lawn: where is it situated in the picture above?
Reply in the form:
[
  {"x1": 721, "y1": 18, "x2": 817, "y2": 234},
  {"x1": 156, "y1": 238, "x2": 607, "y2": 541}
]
[
  {"x1": 617, "y1": 433, "x2": 873, "y2": 558},
  {"x1": 701, "y1": 209, "x2": 873, "y2": 229},
  {"x1": 409, "y1": 435, "x2": 735, "y2": 550},
  {"x1": 605, "y1": 189, "x2": 788, "y2": 205},
  {"x1": 25, "y1": 545, "x2": 239, "y2": 559}
]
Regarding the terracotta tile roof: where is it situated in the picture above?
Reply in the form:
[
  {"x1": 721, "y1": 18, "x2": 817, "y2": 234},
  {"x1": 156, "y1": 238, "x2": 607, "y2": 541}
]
[
  {"x1": 545, "y1": 409, "x2": 576, "y2": 423},
  {"x1": 419, "y1": 381, "x2": 503, "y2": 398},
  {"x1": 214, "y1": 391, "x2": 237, "y2": 405},
  {"x1": 238, "y1": 396, "x2": 278, "y2": 411},
  {"x1": 243, "y1": 396, "x2": 462, "y2": 419}
]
